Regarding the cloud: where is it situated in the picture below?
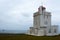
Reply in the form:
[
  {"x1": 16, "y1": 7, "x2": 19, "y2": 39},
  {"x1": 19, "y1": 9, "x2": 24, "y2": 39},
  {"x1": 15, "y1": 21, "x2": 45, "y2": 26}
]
[
  {"x1": 0, "y1": 0, "x2": 60, "y2": 31},
  {"x1": 0, "y1": 0, "x2": 34, "y2": 30}
]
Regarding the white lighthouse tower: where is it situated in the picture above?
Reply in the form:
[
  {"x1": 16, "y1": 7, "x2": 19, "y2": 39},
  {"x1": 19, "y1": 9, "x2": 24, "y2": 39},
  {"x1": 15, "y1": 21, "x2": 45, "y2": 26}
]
[{"x1": 27, "y1": 6, "x2": 58, "y2": 36}]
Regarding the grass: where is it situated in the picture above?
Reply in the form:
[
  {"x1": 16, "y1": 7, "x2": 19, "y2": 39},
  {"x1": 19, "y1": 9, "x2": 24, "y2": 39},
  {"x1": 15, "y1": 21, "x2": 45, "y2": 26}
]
[{"x1": 0, "y1": 34, "x2": 60, "y2": 40}]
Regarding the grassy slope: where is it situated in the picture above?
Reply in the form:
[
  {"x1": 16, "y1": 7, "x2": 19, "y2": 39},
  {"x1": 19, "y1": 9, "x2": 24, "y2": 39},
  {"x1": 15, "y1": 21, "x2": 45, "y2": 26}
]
[{"x1": 0, "y1": 34, "x2": 60, "y2": 40}]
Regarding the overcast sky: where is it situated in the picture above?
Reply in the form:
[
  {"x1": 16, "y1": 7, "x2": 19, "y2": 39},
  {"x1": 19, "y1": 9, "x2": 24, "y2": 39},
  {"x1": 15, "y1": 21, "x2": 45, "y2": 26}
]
[{"x1": 0, "y1": 0, "x2": 60, "y2": 32}]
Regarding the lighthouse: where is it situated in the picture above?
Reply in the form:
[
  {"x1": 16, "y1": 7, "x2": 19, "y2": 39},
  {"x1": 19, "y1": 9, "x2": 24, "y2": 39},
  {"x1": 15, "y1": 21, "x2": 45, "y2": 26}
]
[{"x1": 27, "y1": 6, "x2": 58, "y2": 36}]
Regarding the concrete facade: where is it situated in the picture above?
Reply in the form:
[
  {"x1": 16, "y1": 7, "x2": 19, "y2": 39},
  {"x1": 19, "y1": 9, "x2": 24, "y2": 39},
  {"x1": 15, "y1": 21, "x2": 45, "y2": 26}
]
[{"x1": 27, "y1": 6, "x2": 58, "y2": 36}]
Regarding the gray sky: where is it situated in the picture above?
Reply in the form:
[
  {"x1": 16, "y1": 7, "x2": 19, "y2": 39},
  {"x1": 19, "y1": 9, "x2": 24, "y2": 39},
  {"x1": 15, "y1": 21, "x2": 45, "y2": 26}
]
[{"x1": 0, "y1": 0, "x2": 60, "y2": 32}]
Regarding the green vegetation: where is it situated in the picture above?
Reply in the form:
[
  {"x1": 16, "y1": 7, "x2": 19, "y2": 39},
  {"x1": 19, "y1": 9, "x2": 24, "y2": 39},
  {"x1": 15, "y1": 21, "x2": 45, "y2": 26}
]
[{"x1": 0, "y1": 34, "x2": 60, "y2": 40}]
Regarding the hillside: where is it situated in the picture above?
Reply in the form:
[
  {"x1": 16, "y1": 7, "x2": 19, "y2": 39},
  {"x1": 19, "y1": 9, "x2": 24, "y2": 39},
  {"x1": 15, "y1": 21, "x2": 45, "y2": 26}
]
[{"x1": 0, "y1": 34, "x2": 60, "y2": 40}]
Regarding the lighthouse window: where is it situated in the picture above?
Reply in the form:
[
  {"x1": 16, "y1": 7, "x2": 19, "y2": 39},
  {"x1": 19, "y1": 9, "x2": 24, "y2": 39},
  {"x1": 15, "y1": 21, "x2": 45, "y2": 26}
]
[
  {"x1": 49, "y1": 29, "x2": 51, "y2": 33},
  {"x1": 54, "y1": 29, "x2": 57, "y2": 33},
  {"x1": 44, "y1": 21, "x2": 48, "y2": 25},
  {"x1": 47, "y1": 16, "x2": 48, "y2": 18}
]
